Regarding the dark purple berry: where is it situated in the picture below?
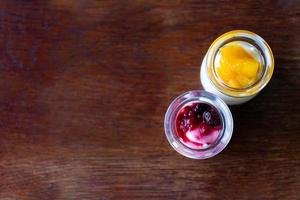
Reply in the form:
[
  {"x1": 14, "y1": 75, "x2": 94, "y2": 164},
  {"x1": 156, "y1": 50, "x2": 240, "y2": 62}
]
[
  {"x1": 193, "y1": 103, "x2": 208, "y2": 114},
  {"x1": 203, "y1": 109, "x2": 220, "y2": 126},
  {"x1": 191, "y1": 103, "x2": 205, "y2": 121},
  {"x1": 203, "y1": 111, "x2": 213, "y2": 125}
]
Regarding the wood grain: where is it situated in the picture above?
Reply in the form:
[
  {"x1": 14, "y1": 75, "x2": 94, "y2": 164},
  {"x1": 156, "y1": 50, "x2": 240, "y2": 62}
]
[{"x1": 0, "y1": 0, "x2": 299, "y2": 199}]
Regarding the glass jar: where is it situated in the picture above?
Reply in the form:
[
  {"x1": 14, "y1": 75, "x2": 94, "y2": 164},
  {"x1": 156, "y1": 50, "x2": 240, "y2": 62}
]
[
  {"x1": 164, "y1": 90, "x2": 233, "y2": 159},
  {"x1": 200, "y1": 30, "x2": 274, "y2": 105}
]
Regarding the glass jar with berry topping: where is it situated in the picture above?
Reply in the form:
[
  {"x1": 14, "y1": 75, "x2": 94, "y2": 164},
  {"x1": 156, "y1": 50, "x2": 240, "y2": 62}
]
[
  {"x1": 164, "y1": 90, "x2": 233, "y2": 159},
  {"x1": 200, "y1": 30, "x2": 274, "y2": 105}
]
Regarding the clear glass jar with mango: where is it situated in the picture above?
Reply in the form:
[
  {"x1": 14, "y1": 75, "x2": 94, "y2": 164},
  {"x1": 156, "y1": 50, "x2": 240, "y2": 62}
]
[{"x1": 200, "y1": 30, "x2": 274, "y2": 105}]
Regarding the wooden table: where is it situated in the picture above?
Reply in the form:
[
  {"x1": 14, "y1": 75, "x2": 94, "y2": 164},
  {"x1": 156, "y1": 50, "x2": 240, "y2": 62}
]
[{"x1": 0, "y1": 1, "x2": 299, "y2": 199}]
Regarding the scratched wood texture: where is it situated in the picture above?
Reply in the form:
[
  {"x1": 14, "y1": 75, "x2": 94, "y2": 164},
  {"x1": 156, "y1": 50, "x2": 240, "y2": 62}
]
[{"x1": 0, "y1": 0, "x2": 299, "y2": 199}]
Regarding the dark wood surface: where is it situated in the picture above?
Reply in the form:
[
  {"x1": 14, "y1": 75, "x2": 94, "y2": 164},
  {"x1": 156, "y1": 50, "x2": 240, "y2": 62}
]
[{"x1": 0, "y1": 1, "x2": 299, "y2": 199}]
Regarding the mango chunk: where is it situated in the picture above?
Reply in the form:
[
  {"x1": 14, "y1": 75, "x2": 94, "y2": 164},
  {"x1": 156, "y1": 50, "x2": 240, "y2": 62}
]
[
  {"x1": 215, "y1": 42, "x2": 260, "y2": 89},
  {"x1": 216, "y1": 66, "x2": 235, "y2": 82},
  {"x1": 228, "y1": 79, "x2": 241, "y2": 88},
  {"x1": 240, "y1": 60, "x2": 259, "y2": 78}
]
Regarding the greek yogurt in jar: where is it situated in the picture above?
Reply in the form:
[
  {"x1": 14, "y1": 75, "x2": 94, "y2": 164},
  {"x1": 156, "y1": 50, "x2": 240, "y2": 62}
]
[
  {"x1": 200, "y1": 30, "x2": 274, "y2": 105},
  {"x1": 164, "y1": 90, "x2": 233, "y2": 159}
]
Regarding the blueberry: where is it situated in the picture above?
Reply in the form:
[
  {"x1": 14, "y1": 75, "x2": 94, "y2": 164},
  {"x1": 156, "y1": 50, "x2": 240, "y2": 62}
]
[
  {"x1": 203, "y1": 111, "x2": 213, "y2": 125},
  {"x1": 191, "y1": 104, "x2": 203, "y2": 121},
  {"x1": 203, "y1": 109, "x2": 220, "y2": 126},
  {"x1": 193, "y1": 103, "x2": 209, "y2": 115}
]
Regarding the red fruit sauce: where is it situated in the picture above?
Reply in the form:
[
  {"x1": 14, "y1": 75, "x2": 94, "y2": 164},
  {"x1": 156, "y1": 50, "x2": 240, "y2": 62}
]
[{"x1": 175, "y1": 102, "x2": 222, "y2": 149}]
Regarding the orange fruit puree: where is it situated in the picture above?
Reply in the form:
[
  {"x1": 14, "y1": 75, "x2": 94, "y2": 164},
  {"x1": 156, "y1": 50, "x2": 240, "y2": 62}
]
[{"x1": 216, "y1": 43, "x2": 260, "y2": 89}]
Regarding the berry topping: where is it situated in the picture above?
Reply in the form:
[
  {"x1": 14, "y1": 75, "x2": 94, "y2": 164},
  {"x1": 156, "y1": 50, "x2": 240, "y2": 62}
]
[{"x1": 175, "y1": 102, "x2": 222, "y2": 149}]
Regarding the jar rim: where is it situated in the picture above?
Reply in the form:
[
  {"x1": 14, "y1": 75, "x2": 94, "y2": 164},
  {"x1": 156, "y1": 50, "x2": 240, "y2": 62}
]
[
  {"x1": 164, "y1": 90, "x2": 233, "y2": 159},
  {"x1": 206, "y1": 30, "x2": 274, "y2": 97}
]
